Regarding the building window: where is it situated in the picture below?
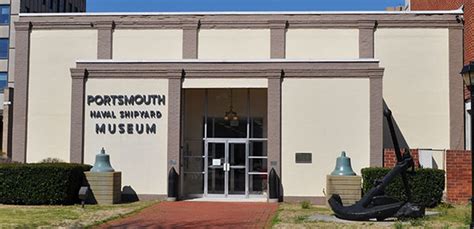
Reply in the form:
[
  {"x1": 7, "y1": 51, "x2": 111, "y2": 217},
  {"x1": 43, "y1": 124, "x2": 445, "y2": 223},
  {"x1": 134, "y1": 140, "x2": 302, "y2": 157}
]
[
  {"x1": 0, "y1": 5, "x2": 9, "y2": 24},
  {"x1": 0, "y1": 73, "x2": 7, "y2": 92},
  {"x1": 62, "y1": 0, "x2": 66, "y2": 12},
  {"x1": 42, "y1": 0, "x2": 46, "y2": 5},
  {"x1": 0, "y1": 39, "x2": 9, "y2": 59},
  {"x1": 49, "y1": 0, "x2": 53, "y2": 10},
  {"x1": 56, "y1": 0, "x2": 60, "y2": 12}
]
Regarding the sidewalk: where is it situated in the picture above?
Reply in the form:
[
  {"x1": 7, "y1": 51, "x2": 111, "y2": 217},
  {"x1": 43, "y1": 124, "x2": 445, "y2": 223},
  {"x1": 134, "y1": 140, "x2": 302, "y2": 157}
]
[{"x1": 99, "y1": 201, "x2": 278, "y2": 228}]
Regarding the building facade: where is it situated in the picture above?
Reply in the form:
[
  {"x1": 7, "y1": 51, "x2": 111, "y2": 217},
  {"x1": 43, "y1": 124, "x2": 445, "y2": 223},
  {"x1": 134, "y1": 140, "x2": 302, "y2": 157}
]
[
  {"x1": 409, "y1": 0, "x2": 472, "y2": 149},
  {"x1": 410, "y1": 0, "x2": 471, "y2": 63},
  {"x1": 11, "y1": 10, "x2": 463, "y2": 203},
  {"x1": 21, "y1": 0, "x2": 85, "y2": 13},
  {"x1": 0, "y1": 0, "x2": 85, "y2": 158}
]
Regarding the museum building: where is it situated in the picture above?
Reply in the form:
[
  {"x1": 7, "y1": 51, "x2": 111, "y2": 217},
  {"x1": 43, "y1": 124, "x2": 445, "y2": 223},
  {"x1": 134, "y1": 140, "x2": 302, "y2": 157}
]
[{"x1": 9, "y1": 9, "x2": 464, "y2": 203}]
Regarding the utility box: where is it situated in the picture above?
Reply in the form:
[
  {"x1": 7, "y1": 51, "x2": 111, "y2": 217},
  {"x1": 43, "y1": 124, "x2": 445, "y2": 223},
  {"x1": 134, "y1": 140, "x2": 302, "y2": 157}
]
[
  {"x1": 85, "y1": 172, "x2": 122, "y2": 204},
  {"x1": 326, "y1": 175, "x2": 362, "y2": 206}
]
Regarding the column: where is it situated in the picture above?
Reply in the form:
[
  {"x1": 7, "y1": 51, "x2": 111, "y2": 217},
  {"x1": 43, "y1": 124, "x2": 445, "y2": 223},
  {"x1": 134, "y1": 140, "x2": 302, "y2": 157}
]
[
  {"x1": 11, "y1": 22, "x2": 31, "y2": 163},
  {"x1": 69, "y1": 69, "x2": 87, "y2": 163}
]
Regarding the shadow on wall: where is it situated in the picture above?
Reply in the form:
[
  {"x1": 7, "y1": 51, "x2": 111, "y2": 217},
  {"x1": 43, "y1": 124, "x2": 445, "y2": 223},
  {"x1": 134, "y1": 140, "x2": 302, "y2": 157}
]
[
  {"x1": 383, "y1": 100, "x2": 410, "y2": 149},
  {"x1": 432, "y1": 157, "x2": 439, "y2": 169},
  {"x1": 122, "y1": 185, "x2": 139, "y2": 203}
]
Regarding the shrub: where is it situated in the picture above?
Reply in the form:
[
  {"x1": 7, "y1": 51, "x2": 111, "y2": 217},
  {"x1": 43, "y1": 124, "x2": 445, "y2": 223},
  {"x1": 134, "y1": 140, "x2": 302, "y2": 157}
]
[
  {"x1": 0, "y1": 163, "x2": 92, "y2": 205},
  {"x1": 300, "y1": 200, "x2": 311, "y2": 209},
  {"x1": 361, "y1": 167, "x2": 445, "y2": 208},
  {"x1": 40, "y1": 157, "x2": 64, "y2": 163}
]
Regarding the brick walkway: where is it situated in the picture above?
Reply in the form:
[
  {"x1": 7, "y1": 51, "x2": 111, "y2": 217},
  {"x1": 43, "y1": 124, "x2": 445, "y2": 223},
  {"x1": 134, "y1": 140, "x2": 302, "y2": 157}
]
[{"x1": 99, "y1": 201, "x2": 279, "y2": 229}]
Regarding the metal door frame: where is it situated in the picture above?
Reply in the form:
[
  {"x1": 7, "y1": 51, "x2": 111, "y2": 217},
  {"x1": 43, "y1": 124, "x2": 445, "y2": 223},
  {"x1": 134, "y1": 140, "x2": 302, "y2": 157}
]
[{"x1": 204, "y1": 138, "x2": 249, "y2": 198}]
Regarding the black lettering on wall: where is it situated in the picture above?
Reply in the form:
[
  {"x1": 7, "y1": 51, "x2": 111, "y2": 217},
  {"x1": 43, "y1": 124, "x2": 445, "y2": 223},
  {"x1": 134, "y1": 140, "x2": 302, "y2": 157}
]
[
  {"x1": 96, "y1": 124, "x2": 106, "y2": 134},
  {"x1": 136, "y1": 124, "x2": 144, "y2": 134},
  {"x1": 119, "y1": 124, "x2": 125, "y2": 134},
  {"x1": 146, "y1": 124, "x2": 156, "y2": 134},
  {"x1": 127, "y1": 123, "x2": 134, "y2": 134},
  {"x1": 87, "y1": 95, "x2": 95, "y2": 106},
  {"x1": 108, "y1": 124, "x2": 116, "y2": 134},
  {"x1": 157, "y1": 95, "x2": 166, "y2": 106},
  {"x1": 88, "y1": 94, "x2": 165, "y2": 135}
]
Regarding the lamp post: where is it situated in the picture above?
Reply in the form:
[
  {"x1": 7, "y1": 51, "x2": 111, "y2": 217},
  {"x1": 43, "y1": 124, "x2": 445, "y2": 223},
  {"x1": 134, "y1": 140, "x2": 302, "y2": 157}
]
[{"x1": 461, "y1": 61, "x2": 474, "y2": 228}]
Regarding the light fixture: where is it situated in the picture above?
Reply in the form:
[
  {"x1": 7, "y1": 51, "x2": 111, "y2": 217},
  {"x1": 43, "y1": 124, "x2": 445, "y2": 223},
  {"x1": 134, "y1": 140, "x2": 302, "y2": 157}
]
[
  {"x1": 78, "y1": 186, "x2": 90, "y2": 208},
  {"x1": 461, "y1": 61, "x2": 474, "y2": 87},
  {"x1": 460, "y1": 61, "x2": 474, "y2": 229},
  {"x1": 224, "y1": 89, "x2": 239, "y2": 121}
]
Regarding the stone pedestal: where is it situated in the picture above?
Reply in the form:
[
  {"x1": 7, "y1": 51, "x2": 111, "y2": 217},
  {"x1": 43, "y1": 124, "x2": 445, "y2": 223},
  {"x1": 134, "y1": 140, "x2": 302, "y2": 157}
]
[
  {"x1": 326, "y1": 175, "x2": 361, "y2": 206},
  {"x1": 85, "y1": 172, "x2": 122, "y2": 204}
]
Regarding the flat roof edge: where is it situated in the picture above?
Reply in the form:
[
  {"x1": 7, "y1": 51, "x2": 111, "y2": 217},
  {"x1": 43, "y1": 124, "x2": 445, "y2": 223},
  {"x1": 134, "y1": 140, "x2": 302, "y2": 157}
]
[
  {"x1": 19, "y1": 9, "x2": 463, "y2": 17},
  {"x1": 76, "y1": 59, "x2": 380, "y2": 64}
]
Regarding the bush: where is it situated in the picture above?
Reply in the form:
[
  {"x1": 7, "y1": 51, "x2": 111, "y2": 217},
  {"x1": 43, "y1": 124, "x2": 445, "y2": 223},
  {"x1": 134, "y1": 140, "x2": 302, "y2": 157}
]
[
  {"x1": 361, "y1": 167, "x2": 445, "y2": 208},
  {"x1": 300, "y1": 200, "x2": 311, "y2": 209},
  {"x1": 40, "y1": 158, "x2": 64, "y2": 163},
  {"x1": 0, "y1": 163, "x2": 92, "y2": 205}
]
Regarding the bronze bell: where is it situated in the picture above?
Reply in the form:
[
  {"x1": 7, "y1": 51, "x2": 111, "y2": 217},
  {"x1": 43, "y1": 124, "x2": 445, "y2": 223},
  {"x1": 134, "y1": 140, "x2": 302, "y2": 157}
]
[
  {"x1": 330, "y1": 151, "x2": 356, "y2": 176},
  {"x1": 91, "y1": 148, "x2": 115, "y2": 172}
]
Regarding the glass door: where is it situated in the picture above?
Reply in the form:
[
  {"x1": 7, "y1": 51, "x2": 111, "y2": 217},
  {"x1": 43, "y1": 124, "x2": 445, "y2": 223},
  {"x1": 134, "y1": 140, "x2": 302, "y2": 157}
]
[
  {"x1": 205, "y1": 140, "x2": 248, "y2": 197},
  {"x1": 228, "y1": 142, "x2": 247, "y2": 195},
  {"x1": 206, "y1": 142, "x2": 226, "y2": 195}
]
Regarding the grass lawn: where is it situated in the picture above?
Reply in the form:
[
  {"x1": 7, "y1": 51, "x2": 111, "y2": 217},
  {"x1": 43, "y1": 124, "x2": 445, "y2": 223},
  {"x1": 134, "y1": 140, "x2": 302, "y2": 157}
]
[
  {"x1": 272, "y1": 202, "x2": 471, "y2": 228},
  {"x1": 0, "y1": 200, "x2": 158, "y2": 228}
]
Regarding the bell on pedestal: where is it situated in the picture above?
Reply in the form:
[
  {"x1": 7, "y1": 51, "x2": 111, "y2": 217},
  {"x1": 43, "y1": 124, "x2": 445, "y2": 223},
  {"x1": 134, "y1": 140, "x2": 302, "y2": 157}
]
[
  {"x1": 91, "y1": 148, "x2": 115, "y2": 172},
  {"x1": 331, "y1": 151, "x2": 356, "y2": 176}
]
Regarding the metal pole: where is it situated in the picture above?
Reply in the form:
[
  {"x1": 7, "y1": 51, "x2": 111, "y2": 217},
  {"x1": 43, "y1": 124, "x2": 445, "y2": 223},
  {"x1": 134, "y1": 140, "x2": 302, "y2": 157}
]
[{"x1": 471, "y1": 87, "x2": 474, "y2": 229}]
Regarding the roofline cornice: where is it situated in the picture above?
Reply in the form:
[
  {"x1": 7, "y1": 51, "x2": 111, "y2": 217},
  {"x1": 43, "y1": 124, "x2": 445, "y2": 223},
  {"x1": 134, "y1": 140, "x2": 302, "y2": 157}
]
[
  {"x1": 19, "y1": 11, "x2": 463, "y2": 30},
  {"x1": 73, "y1": 60, "x2": 384, "y2": 79}
]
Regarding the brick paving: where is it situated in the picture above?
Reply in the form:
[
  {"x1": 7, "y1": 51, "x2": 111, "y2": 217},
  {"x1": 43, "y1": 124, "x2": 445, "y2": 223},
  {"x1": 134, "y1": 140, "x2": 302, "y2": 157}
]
[{"x1": 99, "y1": 201, "x2": 278, "y2": 229}]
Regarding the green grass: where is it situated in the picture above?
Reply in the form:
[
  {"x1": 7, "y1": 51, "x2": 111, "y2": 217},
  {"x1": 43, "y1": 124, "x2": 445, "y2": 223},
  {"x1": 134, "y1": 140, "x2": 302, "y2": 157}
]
[
  {"x1": 0, "y1": 200, "x2": 158, "y2": 228},
  {"x1": 270, "y1": 208, "x2": 282, "y2": 227},
  {"x1": 300, "y1": 201, "x2": 311, "y2": 209},
  {"x1": 272, "y1": 203, "x2": 471, "y2": 228},
  {"x1": 294, "y1": 215, "x2": 307, "y2": 223},
  {"x1": 393, "y1": 221, "x2": 403, "y2": 229},
  {"x1": 86, "y1": 201, "x2": 157, "y2": 228},
  {"x1": 424, "y1": 203, "x2": 471, "y2": 227}
]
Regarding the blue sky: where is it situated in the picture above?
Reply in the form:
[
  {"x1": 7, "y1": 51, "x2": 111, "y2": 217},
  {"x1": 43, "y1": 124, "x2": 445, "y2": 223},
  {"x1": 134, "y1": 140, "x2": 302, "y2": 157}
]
[{"x1": 87, "y1": 0, "x2": 405, "y2": 12}]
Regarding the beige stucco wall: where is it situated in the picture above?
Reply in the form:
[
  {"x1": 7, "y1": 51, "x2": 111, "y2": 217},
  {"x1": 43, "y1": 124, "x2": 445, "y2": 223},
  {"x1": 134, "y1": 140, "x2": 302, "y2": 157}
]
[
  {"x1": 182, "y1": 78, "x2": 268, "y2": 88},
  {"x1": 198, "y1": 29, "x2": 270, "y2": 59},
  {"x1": 286, "y1": 29, "x2": 359, "y2": 59},
  {"x1": 375, "y1": 28, "x2": 450, "y2": 149},
  {"x1": 84, "y1": 78, "x2": 169, "y2": 195},
  {"x1": 27, "y1": 30, "x2": 97, "y2": 162},
  {"x1": 281, "y1": 78, "x2": 370, "y2": 196},
  {"x1": 113, "y1": 30, "x2": 183, "y2": 59}
]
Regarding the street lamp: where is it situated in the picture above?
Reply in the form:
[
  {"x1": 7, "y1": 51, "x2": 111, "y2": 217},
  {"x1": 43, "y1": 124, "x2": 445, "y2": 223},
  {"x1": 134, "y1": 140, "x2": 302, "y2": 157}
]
[{"x1": 460, "y1": 61, "x2": 474, "y2": 229}]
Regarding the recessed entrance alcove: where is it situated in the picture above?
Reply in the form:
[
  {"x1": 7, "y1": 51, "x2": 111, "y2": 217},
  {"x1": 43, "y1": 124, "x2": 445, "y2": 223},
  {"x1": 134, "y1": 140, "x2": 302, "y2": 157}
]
[{"x1": 182, "y1": 88, "x2": 268, "y2": 199}]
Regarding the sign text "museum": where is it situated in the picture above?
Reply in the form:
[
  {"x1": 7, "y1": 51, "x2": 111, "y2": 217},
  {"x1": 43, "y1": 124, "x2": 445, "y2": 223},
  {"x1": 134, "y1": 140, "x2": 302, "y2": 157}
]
[{"x1": 87, "y1": 94, "x2": 166, "y2": 135}]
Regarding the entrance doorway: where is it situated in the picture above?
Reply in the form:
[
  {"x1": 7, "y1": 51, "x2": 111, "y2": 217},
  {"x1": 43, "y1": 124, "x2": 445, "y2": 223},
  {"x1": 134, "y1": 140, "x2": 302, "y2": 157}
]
[
  {"x1": 182, "y1": 89, "x2": 268, "y2": 199},
  {"x1": 206, "y1": 140, "x2": 246, "y2": 197}
]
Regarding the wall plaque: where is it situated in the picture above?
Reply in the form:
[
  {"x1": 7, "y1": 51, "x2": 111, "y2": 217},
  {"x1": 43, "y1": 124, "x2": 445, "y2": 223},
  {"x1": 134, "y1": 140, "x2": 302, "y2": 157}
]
[{"x1": 295, "y1": 152, "x2": 312, "y2": 164}]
